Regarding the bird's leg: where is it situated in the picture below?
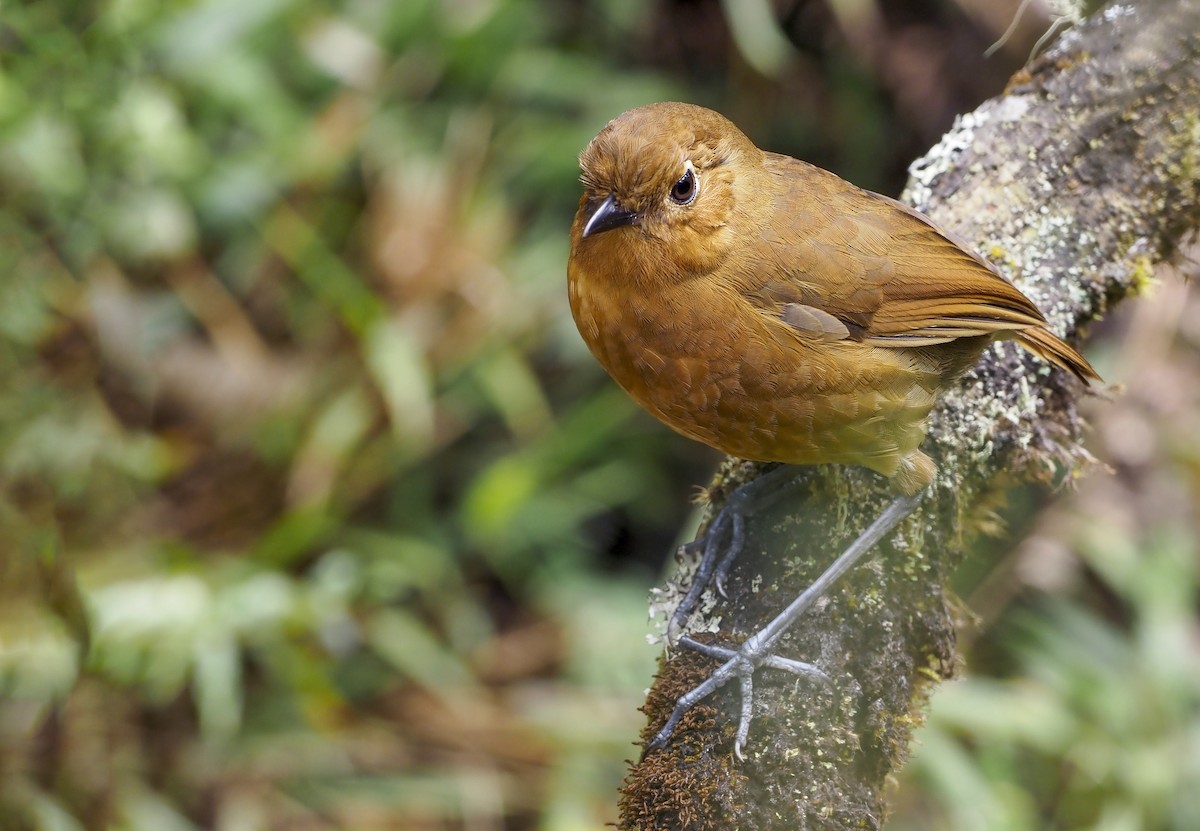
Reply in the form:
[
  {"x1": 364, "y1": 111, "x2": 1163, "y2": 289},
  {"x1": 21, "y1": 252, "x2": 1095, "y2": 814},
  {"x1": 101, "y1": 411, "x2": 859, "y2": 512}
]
[
  {"x1": 647, "y1": 491, "x2": 923, "y2": 760},
  {"x1": 667, "y1": 465, "x2": 805, "y2": 644}
]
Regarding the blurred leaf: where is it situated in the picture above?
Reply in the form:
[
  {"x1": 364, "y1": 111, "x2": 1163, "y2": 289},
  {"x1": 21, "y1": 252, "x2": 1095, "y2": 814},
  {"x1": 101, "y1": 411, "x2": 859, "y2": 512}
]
[
  {"x1": 364, "y1": 608, "x2": 474, "y2": 690},
  {"x1": 0, "y1": 611, "x2": 79, "y2": 700},
  {"x1": 118, "y1": 786, "x2": 199, "y2": 831},
  {"x1": 718, "y1": 0, "x2": 795, "y2": 76},
  {"x1": 28, "y1": 794, "x2": 87, "y2": 831},
  {"x1": 262, "y1": 203, "x2": 384, "y2": 335},
  {"x1": 157, "y1": 0, "x2": 296, "y2": 70},
  {"x1": 364, "y1": 318, "x2": 435, "y2": 448},
  {"x1": 471, "y1": 343, "x2": 552, "y2": 442},
  {"x1": 3, "y1": 112, "x2": 86, "y2": 198},
  {"x1": 192, "y1": 629, "x2": 242, "y2": 741}
]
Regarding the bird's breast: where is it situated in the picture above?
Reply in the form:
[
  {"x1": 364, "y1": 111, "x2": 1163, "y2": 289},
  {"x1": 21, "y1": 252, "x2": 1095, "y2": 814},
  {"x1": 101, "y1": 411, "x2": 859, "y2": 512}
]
[
  {"x1": 569, "y1": 260, "x2": 939, "y2": 475},
  {"x1": 570, "y1": 268, "x2": 739, "y2": 438}
]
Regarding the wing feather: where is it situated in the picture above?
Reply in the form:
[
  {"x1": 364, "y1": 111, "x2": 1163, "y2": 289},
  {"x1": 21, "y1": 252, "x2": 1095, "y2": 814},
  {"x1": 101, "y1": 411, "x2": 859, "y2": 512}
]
[{"x1": 757, "y1": 154, "x2": 1051, "y2": 346}]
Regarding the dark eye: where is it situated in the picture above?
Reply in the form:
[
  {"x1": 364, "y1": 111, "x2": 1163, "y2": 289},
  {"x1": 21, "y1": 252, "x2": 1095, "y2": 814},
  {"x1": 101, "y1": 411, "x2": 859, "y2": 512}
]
[{"x1": 669, "y1": 167, "x2": 698, "y2": 206}]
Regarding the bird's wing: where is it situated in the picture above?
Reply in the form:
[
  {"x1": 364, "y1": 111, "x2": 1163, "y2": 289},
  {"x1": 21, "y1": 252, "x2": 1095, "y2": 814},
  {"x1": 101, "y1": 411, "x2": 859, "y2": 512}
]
[{"x1": 754, "y1": 155, "x2": 1047, "y2": 348}]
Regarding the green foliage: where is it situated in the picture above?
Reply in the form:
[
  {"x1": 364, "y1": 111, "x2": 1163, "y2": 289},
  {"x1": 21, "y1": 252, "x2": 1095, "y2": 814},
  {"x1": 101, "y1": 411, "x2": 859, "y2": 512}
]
[{"x1": 0, "y1": 1, "x2": 679, "y2": 828}]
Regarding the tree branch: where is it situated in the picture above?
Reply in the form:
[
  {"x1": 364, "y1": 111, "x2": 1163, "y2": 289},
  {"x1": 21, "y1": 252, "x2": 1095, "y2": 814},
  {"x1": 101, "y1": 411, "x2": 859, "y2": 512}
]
[{"x1": 620, "y1": 2, "x2": 1200, "y2": 829}]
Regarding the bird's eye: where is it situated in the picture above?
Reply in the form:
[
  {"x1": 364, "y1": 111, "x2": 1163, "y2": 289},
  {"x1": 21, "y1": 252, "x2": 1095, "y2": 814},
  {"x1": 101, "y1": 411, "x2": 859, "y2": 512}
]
[{"x1": 668, "y1": 165, "x2": 698, "y2": 206}]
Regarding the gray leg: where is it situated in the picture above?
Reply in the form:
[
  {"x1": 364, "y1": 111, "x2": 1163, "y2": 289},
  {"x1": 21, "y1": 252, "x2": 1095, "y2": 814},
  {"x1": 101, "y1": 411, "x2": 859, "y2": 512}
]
[{"x1": 647, "y1": 491, "x2": 923, "y2": 759}]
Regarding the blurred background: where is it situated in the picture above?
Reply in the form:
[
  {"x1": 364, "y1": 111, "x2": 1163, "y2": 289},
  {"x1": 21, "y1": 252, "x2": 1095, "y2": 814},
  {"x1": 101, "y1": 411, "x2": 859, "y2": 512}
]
[{"x1": 2, "y1": 1, "x2": 1198, "y2": 829}]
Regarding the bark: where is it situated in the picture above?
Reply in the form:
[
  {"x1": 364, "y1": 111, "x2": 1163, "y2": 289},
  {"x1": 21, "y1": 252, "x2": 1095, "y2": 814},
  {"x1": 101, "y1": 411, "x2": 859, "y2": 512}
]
[{"x1": 619, "y1": 2, "x2": 1200, "y2": 829}]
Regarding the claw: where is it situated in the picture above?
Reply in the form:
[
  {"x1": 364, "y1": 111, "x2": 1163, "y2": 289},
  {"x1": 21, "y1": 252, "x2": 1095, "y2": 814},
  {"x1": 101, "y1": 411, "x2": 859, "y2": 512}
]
[
  {"x1": 734, "y1": 669, "x2": 754, "y2": 759},
  {"x1": 667, "y1": 513, "x2": 732, "y2": 644},
  {"x1": 667, "y1": 466, "x2": 799, "y2": 643},
  {"x1": 712, "y1": 511, "x2": 744, "y2": 599}
]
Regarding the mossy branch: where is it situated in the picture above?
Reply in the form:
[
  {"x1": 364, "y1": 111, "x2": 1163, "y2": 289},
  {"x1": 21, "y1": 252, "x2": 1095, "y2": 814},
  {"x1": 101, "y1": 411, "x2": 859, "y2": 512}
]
[{"x1": 620, "y1": 2, "x2": 1200, "y2": 829}]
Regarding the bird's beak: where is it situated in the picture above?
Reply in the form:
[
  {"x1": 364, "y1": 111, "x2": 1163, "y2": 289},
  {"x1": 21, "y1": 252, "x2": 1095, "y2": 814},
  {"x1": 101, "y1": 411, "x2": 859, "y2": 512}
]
[{"x1": 581, "y1": 193, "x2": 637, "y2": 238}]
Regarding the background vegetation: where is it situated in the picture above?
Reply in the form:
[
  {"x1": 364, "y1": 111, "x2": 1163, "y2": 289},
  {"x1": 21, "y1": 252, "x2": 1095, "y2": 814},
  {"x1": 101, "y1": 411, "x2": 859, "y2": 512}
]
[{"x1": 2, "y1": 1, "x2": 1197, "y2": 829}]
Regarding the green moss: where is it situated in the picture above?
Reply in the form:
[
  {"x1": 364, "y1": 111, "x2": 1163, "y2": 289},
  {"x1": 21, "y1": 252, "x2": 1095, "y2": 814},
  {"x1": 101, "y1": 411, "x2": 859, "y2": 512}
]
[{"x1": 1127, "y1": 253, "x2": 1160, "y2": 296}]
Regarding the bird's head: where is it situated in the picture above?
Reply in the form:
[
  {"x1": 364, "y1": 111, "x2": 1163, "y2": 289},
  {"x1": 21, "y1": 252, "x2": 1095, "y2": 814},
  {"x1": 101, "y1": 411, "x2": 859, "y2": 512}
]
[{"x1": 571, "y1": 102, "x2": 760, "y2": 280}]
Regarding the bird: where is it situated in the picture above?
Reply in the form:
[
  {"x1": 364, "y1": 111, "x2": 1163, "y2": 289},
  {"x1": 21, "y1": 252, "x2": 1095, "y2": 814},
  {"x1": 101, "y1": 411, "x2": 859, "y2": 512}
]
[{"x1": 567, "y1": 101, "x2": 1098, "y2": 759}]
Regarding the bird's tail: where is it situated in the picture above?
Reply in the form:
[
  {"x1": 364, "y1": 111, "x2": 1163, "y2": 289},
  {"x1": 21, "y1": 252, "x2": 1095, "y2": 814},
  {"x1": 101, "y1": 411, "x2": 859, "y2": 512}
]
[{"x1": 1015, "y1": 325, "x2": 1100, "y2": 384}]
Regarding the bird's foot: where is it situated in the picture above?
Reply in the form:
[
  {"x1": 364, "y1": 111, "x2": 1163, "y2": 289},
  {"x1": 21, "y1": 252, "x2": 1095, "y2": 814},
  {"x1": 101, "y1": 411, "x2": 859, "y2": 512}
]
[
  {"x1": 646, "y1": 634, "x2": 831, "y2": 760},
  {"x1": 647, "y1": 492, "x2": 924, "y2": 760},
  {"x1": 666, "y1": 465, "x2": 803, "y2": 644}
]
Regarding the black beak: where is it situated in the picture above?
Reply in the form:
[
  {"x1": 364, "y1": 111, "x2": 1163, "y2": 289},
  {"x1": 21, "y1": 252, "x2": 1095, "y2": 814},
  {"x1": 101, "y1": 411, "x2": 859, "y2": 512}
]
[{"x1": 581, "y1": 193, "x2": 637, "y2": 238}]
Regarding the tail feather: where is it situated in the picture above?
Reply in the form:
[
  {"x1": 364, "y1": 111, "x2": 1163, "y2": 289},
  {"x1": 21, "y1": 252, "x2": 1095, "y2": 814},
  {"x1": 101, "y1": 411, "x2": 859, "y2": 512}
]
[{"x1": 1015, "y1": 325, "x2": 1100, "y2": 384}]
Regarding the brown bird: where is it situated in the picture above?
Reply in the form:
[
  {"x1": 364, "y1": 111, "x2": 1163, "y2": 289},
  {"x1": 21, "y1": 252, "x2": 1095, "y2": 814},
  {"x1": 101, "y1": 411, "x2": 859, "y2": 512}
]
[{"x1": 567, "y1": 102, "x2": 1097, "y2": 757}]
